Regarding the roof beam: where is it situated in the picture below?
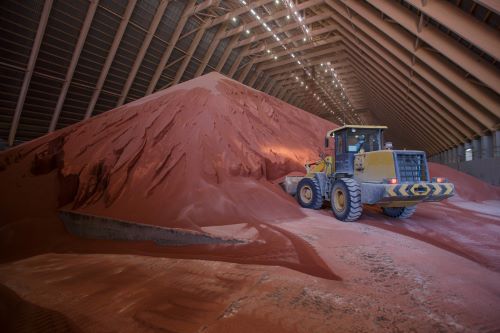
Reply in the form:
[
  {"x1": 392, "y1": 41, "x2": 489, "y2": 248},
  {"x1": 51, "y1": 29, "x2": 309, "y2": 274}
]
[
  {"x1": 234, "y1": 13, "x2": 331, "y2": 48},
  {"x1": 260, "y1": 45, "x2": 344, "y2": 71},
  {"x1": 116, "y1": 0, "x2": 169, "y2": 106},
  {"x1": 328, "y1": 0, "x2": 499, "y2": 122},
  {"x1": 237, "y1": 58, "x2": 255, "y2": 82},
  {"x1": 84, "y1": 0, "x2": 137, "y2": 119},
  {"x1": 253, "y1": 36, "x2": 342, "y2": 65},
  {"x1": 241, "y1": 24, "x2": 338, "y2": 57},
  {"x1": 8, "y1": 0, "x2": 53, "y2": 146},
  {"x1": 324, "y1": 0, "x2": 498, "y2": 131},
  {"x1": 473, "y1": 0, "x2": 500, "y2": 15},
  {"x1": 49, "y1": 0, "x2": 99, "y2": 132},
  {"x1": 215, "y1": 34, "x2": 239, "y2": 72},
  {"x1": 405, "y1": 0, "x2": 499, "y2": 60},
  {"x1": 146, "y1": 0, "x2": 196, "y2": 95},
  {"x1": 343, "y1": 42, "x2": 471, "y2": 141},
  {"x1": 350, "y1": 58, "x2": 454, "y2": 147},
  {"x1": 172, "y1": 19, "x2": 211, "y2": 85},
  {"x1": 360, "y1": 80, "x2": 441, "y2": 152},
  {"x1": 207, "y1": 0, "x2": 273, "y2": 28},
  {"x1": 328, "y1": 6, "x2": 483, "y2": 137},
  {"x1": 194, "y1": 22, "x2": 227, "y2": 77},
  {"x1": 220, "y1": 0, "x2": 323, "y2": 40},
  {"x1": 364, "y1": 92, "x2": 429, "y2": 151},
  {"x1": 365, "y1": 0, "x2": 499, "y2": 91},
  {"x1": 228, "y1": 45, "x2": 250, "y2": 78},
  {"x1": 191, "y1": 0, "x2": 220, "y2": 14},
  {"x1": 267, "y1": 57, "x2": 349, "y2": 77}
]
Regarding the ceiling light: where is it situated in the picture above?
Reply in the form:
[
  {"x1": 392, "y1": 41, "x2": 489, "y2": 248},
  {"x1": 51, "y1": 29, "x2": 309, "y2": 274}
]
[
  {"x1": 275, "y1": 0, "x2": 280, "y2": 4},
  {"x1": 286, "y1": 15, "x2": 290, "y2": 19},
  {"x1": 232, "y1": 17, "x2": 237, "y2": 22},
  {"x1": 250, "y1": 9, "x2": 256, "y2": 15},
  {"x1": 303, "y1": 37, "x2": 306, "y2": 42},
  {"x1": 266, "y1": 49, "x2": 270, "y2": 53},
  {"x1": 274, "y1": 55, "x2": 278, "y2": 60}
]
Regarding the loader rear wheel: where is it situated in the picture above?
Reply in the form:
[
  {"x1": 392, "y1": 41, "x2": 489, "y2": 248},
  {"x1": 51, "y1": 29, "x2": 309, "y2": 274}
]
[
  {"x1": 331, "y1": 178, "x2": 362, "y2": 222},
  {"x1": 382, "y1": 206, "x2": 417, "y2": 219},
  {"x1": 296, "y1": 177, "x2": 323, "y2": 210}
]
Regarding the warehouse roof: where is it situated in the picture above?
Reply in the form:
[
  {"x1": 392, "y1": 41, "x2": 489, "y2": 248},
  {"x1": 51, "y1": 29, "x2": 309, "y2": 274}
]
[{"x1": 0, "y1": 0, "x2": 498, "y2": 155}]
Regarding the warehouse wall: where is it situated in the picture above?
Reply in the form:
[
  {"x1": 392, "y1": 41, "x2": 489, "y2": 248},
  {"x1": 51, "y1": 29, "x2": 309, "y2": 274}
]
[{"x1": 430, "y1": 131, "x2": 500, "y2": 186}]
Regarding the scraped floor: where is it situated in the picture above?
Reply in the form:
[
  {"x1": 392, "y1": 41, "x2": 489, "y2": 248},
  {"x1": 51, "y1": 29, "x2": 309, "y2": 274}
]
[{"x1": 1, "y1": 198, "x2": 500, "y2": 333}]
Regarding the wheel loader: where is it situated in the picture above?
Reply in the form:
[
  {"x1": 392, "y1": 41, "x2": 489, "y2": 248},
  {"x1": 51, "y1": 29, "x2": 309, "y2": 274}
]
[{"x1": 282, "y1": 125, "x2": 455, "y2": 221}]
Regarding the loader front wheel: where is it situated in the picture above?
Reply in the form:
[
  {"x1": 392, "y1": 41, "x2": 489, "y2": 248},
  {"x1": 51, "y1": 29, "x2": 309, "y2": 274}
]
[
  {"x1": 382, "y1": 206, "x2": 417, "y2": 219},
  {"x1": 331, "y1": 178, "x2": 362, "y2": 222},
  {"x1": 297, "y1": 177, "x2": 323, "y2": 210}
]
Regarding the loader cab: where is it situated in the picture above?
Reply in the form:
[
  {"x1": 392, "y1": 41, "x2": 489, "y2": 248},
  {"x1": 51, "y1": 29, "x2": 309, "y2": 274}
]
[{"x1": 327, "y1": 125, "x2": 387, "y2": 175}]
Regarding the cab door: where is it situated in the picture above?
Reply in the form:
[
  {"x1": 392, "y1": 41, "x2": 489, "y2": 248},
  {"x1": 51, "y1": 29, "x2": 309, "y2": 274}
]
[{"x1": 334, "y1": 131, "x2": 352, "y2": 174}]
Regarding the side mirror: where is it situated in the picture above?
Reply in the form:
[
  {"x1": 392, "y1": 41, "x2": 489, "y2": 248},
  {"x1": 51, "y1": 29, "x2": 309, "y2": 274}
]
[{"x1": 324, "y1": 137, "x2": 329, "y2": 148}]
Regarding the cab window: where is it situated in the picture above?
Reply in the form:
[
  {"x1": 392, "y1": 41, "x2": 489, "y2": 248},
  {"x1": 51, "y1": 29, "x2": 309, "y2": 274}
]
[
  {"x1": 336, "y1": 134, "x2": 344, "y2": 153},
  {"x1": 346, "y1": 129, "x2": 380, "y2": 153}
]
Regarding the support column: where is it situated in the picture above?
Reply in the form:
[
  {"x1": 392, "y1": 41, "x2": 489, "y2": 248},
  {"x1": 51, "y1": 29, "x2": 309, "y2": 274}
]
[
  {"x1": 457, "y1": 144, "x2": 465, "y2": 163},
  {"x1": 481, "y1": 134, "x2": 493, "y2": 159},
  {"x1": 472, "y1": 138, "x2": 481, "y2": 160},
  {"x1": 451, "y1": 147, "x2": 458, "y2": 164},
  {"x1": 494, "y1": 130, "x2": 500, "y2": 158}
]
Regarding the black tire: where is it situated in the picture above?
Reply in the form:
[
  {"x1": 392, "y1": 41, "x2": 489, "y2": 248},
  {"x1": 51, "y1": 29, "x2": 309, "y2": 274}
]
[
  {"x1": 296, "y1": 177, "x2": 323, "y2": 210},
  {"x1": 330, "y1": 178, "x2": 362, "y2": 222},
  {"x1": 382, "y1": 206, "x2": 417, "y2": 219}
]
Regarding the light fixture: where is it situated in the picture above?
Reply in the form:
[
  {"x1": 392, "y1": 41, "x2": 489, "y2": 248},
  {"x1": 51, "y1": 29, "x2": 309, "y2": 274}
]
[
  {"x1": 266, "y1": 49, "x2": 270, "y2": 54},
  {"x1": 274, "y1": 55, "x2": 278, "y2": 60},
  {"x1": 232, "y1": 17, "x2": 237, "y2": 22},
  {"x1": 245, "y1": 29, "x2": 250, "y2": 34},
  {"x1": 286, "y1": 15, "x2": 290, "y2": 19}
]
